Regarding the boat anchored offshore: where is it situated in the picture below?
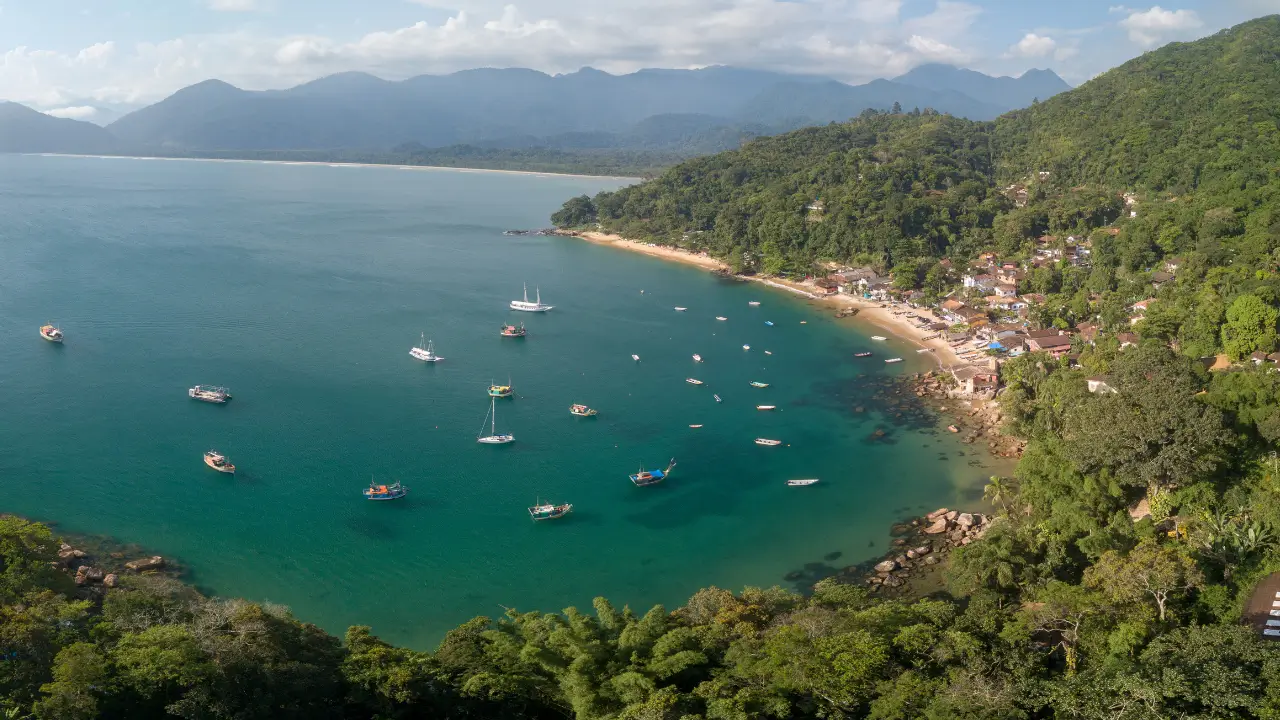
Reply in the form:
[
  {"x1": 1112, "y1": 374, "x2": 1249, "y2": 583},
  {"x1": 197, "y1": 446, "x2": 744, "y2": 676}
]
[
  {"x1": 631, "y1": 458, "x2": 676, "y2": 487},
  {"x1": 510, "y1": 283, "x2": 553, "y2": 312},
  {"x1": 204, "y1": 450, "x2": 235, "y2": 474},
  {"x1": 364, "y1": 479, "x2": 407, "y2": 500},
  {"x1": 764, "y1": 321, "x2": 774, "y2": 326},
  {"x1": 787, "y1": 478, "x2": 820, "y2": 486},
  {"x1": 410, "y1": 333, "x2": 443, "y2": 362},
  {"x1": 477, "y1": 396, "x2": 515, "y2": 444},
  {"x1": 692, "y1": 354, "x2": 703, "y2": 362},
  {"x1": 749, "y1": 301, "x2": 761, "y2": 306},
  {"x1": 743, "y1": 344, "x2": 751, "y2": 351},
  {"x1": 854, "y1": 352, "x2": 873, "y2": 358},
  {"x1": 714, "y1": 394, "x2": 722, "y2": 402},
  {"x1": 39, "y1": 324, "x2": 64, "y2": 343},
  {"x1": 686, "y1": 378, "x2": 704, "y2": 385},
  {"x1": 674, "y1": 307, "x2": 688, "y2": 312},
  {"x1": 500, "y1": 322, "x2": 527, "y2": 337},
  {"x1": 885, "y1": 357, "x2": 903, "y2": 364},
  {"x1": 689, "y1": 424, "x2": 704, "y2": 428},
  {"x1": 757, "y1": 405, "x2": 776, "y2": 411},
  {"x1": 529, "y1": 500, "x2": 573, "y2": 521},
  {"x1": 750, "y1": 381, "x2": 769, "y2": 388},
  {"x1": 189, "y1": 385, "x2": 231, "y2": 403},
  {"x1": 871, "y1": 336, "x2": 887, "y2": 341},
  {"x1": 488, "y1": 380, "x2": 514, "y2": 398},
  {"x1": 569, "y1": 404, "x2": 598, "y2": 417},
  {"x1": 755, "y1": 438, "x2": 783, "y2": 446},
  {"x1": 716, "y1": 316, "x2": 728, "y2": 321},
  {"x1": 632, "y1": 354, "x2": 641, "y2": 362}
]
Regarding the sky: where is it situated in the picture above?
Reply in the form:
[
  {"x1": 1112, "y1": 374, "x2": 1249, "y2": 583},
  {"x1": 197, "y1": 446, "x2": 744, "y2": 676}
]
[{"x1": 2, "y1": 0, "x2": 1278, "y2": 122}]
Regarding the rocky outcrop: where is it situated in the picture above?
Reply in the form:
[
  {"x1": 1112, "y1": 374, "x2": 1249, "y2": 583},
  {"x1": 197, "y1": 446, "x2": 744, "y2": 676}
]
[
  {"x1": 125, "y1": 556, "x2": 165, "y2": 572},
  {"x1": 74, "y1": 566, "x2": 105, "y2": 585},
  {"x1": 858, "y1": 509, "x2": 992, "y2": 596},
  {"x1": 103, "y1": 573, "x2": 118, "y2": 588},
  {"x1": 875, "y1": 559, "x2": 899, "y2": 573}
]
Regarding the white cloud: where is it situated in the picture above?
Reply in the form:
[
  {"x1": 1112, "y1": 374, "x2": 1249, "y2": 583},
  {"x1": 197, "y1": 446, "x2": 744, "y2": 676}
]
[
  {"x1": 44, "y1": 105, "x2": 98, "y2": 120},
  {"x1": 1006, "y1": 32, "x2": 1056, "y2": 58},
  {"x1": 1119, "y1": 6, "x2": 1203, "y2": 47},
  {"x1": 209, "y1": 0, "x2": 258, "y2": 10}
]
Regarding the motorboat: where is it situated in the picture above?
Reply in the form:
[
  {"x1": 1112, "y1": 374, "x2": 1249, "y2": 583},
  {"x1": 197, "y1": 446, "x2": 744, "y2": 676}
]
[
  {"x1": 787, "y1": 479, "x2": 820, "y2": 486},
  {"x1": 885, "y1": 358, "x2": 903, "y2": 364},
  {"x1": 189, "y1": 385, "x2": 232, "y2": 403},
  {"x1": 569, "y1": 404, "x2": 598, "y2": 417},
  {"x1": 755, "y1": 438, "x2": 783, "y2": 446},
  {"x1": 39, "y1": 324, "x2": 63, "y2": 343},
  {"x1": 756, "y1": 405, "x2": 776, "y2": 411},
  {"x1": 529, "y1": 501, "x2": 572, "y2": 520},
  {"x1": 630, "y1": 458, "x2": 676, "y2": 487},
  {"x1": 749, "y1": 381, "x2": 769, "y2": 388},
  {"x1": 204, "y1": 450, "x2": 235, "y2": 474},
  {"x1": 686, "y1": 378, "x2": 704, "y2": 385},
  {"x1": 364, "y1": 480, "x2": 407, "y2": 500},
  {"x1": 692, "y1": 354, "x2": 703, "y2": 362}
]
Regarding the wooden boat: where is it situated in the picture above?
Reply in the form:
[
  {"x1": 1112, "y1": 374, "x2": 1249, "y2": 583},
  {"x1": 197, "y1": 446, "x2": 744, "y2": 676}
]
[
  {"x1": 500, "y1": 322, "x2": 527, "y2": 337},
  {"x1": 39, "y1": 324, "x2": 63, "y2": 343},
  {"x1": 885, "y1": 358, "x2": 903, "y2": 364},
  {"x1": 692, "y1": 354, "x2": 703, "y2": 362},
  {"x1": 189, "y1": 385, "x2": 232, "y2": 403},
  {"x1": 715, "y1": 316, "x2": 728, "y2": 321},
  {"x1": 756, "y1": 405, "x2": 776, "y2": 411},
  {"x1": 570, "y1": 404, "x2": 598, "y2": 417},
  {"x1": 787, "y1": 479, "x2": 819, "y2": 487},
  {"x1": 364, "y1": 480, "x2": 407, "y2": 500},
  {"x1": 686, "y1": 378, "x2": 704, "y2": 385},
  {"x1": 749, "y1": 381, "x2": 769, "y2": 388},
  {"x1": 204, "y1": 450, "x2": 235, "y2": 474},
  {"x1": 871, "y1": 336, "x2": 887, "y2": 341},
  {"x1": 528, "y1": 500, "x2": 572, "y2": 521},
  {"x1": 477, "y1": 396, "x2": 515, "y2": 444},
  {"x1": 631, "y1": 458, "x2": 676, "y2": 487},
  {"x1": 854, "y1": 352, "x2": 873, "y2": 358},
  {"x1": 488, "y1": 380, "x2": 513, "y2": 398},
  {"x1": 755, "y1": 438, "x2": 783, "y2": 446}
]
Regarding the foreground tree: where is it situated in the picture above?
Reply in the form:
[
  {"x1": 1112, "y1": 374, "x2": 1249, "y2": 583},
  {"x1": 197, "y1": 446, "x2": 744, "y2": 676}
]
[{"x1": 1084, "y1": 542, "x2": 1203, "y2": 621}]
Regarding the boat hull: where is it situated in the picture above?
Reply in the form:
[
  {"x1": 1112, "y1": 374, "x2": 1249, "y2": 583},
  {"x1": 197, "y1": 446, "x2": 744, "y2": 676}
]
[
  {"x1": 477, "y1": 435, "x2": 515, "y2": 444},
  {"x1": 39, "y1": 329, "x2": 63, "y2": 343},
  {"x1": 204, "y1": 456, "x2": 235, "y2": 473},
  {"x1": 510, "y1": 303, "x2": 553, "y2": 312},
  {"x1": 787, "y1": 479, "x2": 820, "y2": 486},
  {"x1": 410, "y1": 349, "x2": 443, "y2": 362}
]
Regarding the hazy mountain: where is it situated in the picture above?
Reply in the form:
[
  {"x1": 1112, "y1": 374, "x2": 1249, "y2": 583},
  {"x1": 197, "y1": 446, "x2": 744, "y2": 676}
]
[
  {"x1": 100, "y1": 65, "x2": 1068, "y2": 154},
  {"x1": 0, "y1": 102, "x2": 118, "y2": 153},
  {"x1": 893, "y1": 64, "x2": 1070, "y2": 110}
]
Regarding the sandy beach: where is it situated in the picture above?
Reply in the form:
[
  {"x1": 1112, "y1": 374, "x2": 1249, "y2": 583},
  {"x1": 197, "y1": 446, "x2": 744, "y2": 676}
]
[
  {"x1": 565, "y1": 231, "x2": 969, "y2": 369},
  {"x1": 29, "y1": 154, "x2": 641, "y2": 182}
]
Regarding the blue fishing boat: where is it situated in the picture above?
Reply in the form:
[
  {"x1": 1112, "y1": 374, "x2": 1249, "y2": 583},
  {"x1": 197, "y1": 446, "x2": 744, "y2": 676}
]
[
  {"x1": 630, "y1": 458, "x2": 676, "y2": 487},
  {"x1": 528, "y1": 500, "x2": 572, "y2": 521},
  {"x1": 364, "y1": 479, "x2": 407, "y2": 501}
]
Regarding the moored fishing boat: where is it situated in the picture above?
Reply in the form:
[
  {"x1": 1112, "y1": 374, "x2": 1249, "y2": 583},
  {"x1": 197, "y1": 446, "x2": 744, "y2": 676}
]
[
  {"x1": 787, "y1": 478, "x2": 820, "y2": 486},
  {"x1": 871, "y1": 336, "x2": 887, "y2": 341},
  {"x1": 756, "y1": 405, "x2": 776, "y2": 411},
  {"x1": 569, "y1": 404, "x2": 598, "y2": 417},
  {"x1": 692, "y1": 354, "x2": 703, "y2": 362},
  {"x1": 686, "y1": 378, "x2": 704, "y2": 385},
  {"x1": 410, "y1": 333, "x2": 443, "y2": 362},
  {"x1": 39, "y1": 324, "x2": 63, "y2": 343},
  {"x1": 749, "y1": 381, "x2": 769, "y2": 388},
  {"x1": 189, "y1": 385, "x2": 232, "y2": 403},
  {"x1": 755, "y1": 438, "x2": 782, "y2": 446},
  {"x1": 488, "y1": 380, "x2": 514, "y2": 398},
  {"x1": 364, "y1": 480, "x2": 407, "y2": 500},
  {"x1": 477, "y1": 396, "x2": 514, "y2": 444},
  {"x1": 510, "y1": 283, "x2": 553, "y2": 312},
  {"x1": 854, "y1": 352, "x2": 873, "y2": 357},
  {"x1": 630, "y1": 458, "x2": 676, "y2": 487},
  {"x1": 500, "y1": 322, "x2": 527, "y2": 337},
  {"x1": 528, "y1": 500, "x2": 573, "y2": 520},
  {"x1": 203, "y1": 450, "x2": 235, "y2": 474},
  {"x1": 885, "y1": 357, "x2": 903, "y2": 363}
]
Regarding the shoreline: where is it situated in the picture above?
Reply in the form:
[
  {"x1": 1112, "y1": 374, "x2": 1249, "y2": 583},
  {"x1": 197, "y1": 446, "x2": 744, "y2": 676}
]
[
  {"x1": 568, "y1": 231, "x2": 969, "y2": 369},
  {"x1": 25, "y1": 153, "x2": 642, "y2": 182}
]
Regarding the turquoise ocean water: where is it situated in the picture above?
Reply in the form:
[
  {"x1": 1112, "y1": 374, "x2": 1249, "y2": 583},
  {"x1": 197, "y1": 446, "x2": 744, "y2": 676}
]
[{"x1": 0, "y1": 155, "x2": 992, "y2": 647}]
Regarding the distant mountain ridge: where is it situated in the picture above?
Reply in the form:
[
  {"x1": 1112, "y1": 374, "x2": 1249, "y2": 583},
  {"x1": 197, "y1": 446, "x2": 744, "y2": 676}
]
[{"x1": 0, "y1": 64, "x2": 1070, "y2": 166}]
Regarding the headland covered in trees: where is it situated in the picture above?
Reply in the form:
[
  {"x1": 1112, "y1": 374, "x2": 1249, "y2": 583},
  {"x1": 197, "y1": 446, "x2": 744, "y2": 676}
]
[{"x1": 8, "y1": 15, "x2": 1280, "y2": 720}]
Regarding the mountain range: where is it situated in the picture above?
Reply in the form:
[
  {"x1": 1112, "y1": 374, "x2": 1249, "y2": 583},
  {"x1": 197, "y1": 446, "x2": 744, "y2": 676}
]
[{"x1": 0, "y1": 64, "x2": 1068, "y2": 162}]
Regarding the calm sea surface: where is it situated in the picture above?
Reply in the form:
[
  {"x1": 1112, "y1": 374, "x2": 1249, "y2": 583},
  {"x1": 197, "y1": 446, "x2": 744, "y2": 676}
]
[{"x1": 0, "y1": 155, "x2": 993, "y2": 647}]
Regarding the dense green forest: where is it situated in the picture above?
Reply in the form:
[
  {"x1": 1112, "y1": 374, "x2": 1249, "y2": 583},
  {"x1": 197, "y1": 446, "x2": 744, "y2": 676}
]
[{"x1": 9, "y1": 14, "x2": 1280, "y2": 720}]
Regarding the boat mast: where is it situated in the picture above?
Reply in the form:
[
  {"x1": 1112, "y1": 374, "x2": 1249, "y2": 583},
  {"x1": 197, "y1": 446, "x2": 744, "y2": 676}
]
[
  {"x1": 523, "y1": 282, "x2": 529, "y2": 303},
  {"x1": 491, "y1": 396, "x2": 497, "y2": 436},
  {"x1": 536, "y1": 286, "x2": 541, "y2": 305}
]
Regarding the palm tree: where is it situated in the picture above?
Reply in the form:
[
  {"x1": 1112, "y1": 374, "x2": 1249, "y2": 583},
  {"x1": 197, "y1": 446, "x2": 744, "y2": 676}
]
[{"x1": 983, "y1": 475, "x2": 1015, "y2": 515}]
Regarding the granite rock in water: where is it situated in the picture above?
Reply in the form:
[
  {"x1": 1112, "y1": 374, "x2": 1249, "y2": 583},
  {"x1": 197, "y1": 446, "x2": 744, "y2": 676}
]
[
  {"x1": 913, "y1": 545, "x2": 932, "y2": 556},
  {"x1": 956, "y1": 512, "x2": 976, "y2": 529},
  {"x1": 125, "y1": 556, "x2": 165, "y2": 572},
  {"x1": 874, "y1": 559, "x2": 899, "y2": 573},
  {"x1": 923, "y1": 517, "x2": 949, "y2": 534}
]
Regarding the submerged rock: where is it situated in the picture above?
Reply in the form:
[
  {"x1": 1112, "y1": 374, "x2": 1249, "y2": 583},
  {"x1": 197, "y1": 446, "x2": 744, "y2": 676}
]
[{"x1": 125, "y1": 556, "x2": 165, "y2": 572}]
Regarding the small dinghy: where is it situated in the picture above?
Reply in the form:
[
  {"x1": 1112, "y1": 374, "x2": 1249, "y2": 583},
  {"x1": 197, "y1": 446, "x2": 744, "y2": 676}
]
[
  {"x1": 742, "y1": 344, "x2": 750, "y2": 351},
  {"x1": 715, "y1": 316, "x2": 728, "y2": 321},
  {"x1": 755, "y1": 438, "x2": 782, "y2": 446},
  {"x1": 871, "y1": 336, "x2": 887, "y2": 341},
  {"x1": 632, "y1": 354, "x2": 640, "y2": 362},
  {"x1": 787, "y1": 478, "x2": 819, "y2": 487},
  {"x1": 692, "y1": 354, "x2": 703, "y2": 362},
  {"x1": 764, "y1": 350, "x2": 772, "y2": 355},
  {"x1": 749, "y1": 301, "x2": 761, "y2": 306},
  {"x1": 713, "y1": 394, "x2": 722, "y2": 402},
  {"x1": 689, "y1": 424, "x2": 703, "y2": 428},
  {"x1": 686, "y1": 378, "x2": 704, "y2": 385},
  {"x1": 674, "y1": 307, "x2": 687, "y2": 311},
  {"x1": 885, "y1": 357, "x2": 903, "y2": 364},
  {"x1": 764, "y1": 321, "x2": 774, "y2": 326},
  {"x1": 756, "y1": 405, "x2": 776, "y2": 411}
]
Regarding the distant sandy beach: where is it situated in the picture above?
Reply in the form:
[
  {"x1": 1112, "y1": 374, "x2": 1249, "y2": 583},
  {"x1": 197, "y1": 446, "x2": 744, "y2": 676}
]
[
  {"x1": 28, "y1": 153, "x2": 642, "y2": 182},
  {"x1": 567, "y1": 231, "x2": 967, "y2": 369}
]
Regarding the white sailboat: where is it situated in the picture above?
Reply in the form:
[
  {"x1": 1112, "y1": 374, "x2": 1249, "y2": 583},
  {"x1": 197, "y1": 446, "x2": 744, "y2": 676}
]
[
  {"x1": 477, "y1": 396, "x2": 515, "y2": 444},
  {"x1": 510, "y1": 283, "x2": 554, "y2": 312},
  {"x1": 409, "y1": 333, "x2": 443, "y2": 362}
]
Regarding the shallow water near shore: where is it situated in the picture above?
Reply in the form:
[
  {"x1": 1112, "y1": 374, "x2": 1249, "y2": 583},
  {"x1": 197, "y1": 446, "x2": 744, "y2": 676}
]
[{"x1": 0, "y1": 154, "x2": 994, "y2": 647}]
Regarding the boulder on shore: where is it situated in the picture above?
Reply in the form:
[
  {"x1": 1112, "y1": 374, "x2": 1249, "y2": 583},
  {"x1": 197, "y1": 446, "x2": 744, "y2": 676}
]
[
  {"x1": 923, "y1": 517, "x2": 949, "y2": 534},
  {"x1": 956, "y1": 512, "x2": 976, "y2": 529},
  {"x1": 874, "y1": 559, "x2": 899, "y2": 573},
  {"x1": 125, "y1": 556, "x2": 165, "y2": 572},
  {"x1": 913, "y1": 545, "x2": 932, "y2": 556},
  {"x1": 103, "y1": 573, "x2": 118, "y2": 588},
  {"x1": 926, "y1": 507, "x2": 950, "y2": 521}
]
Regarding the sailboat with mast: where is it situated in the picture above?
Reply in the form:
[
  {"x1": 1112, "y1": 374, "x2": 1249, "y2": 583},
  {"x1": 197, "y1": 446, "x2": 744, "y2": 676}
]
[
  {"x1": 409, "y1": 333, "x2": 443, "y2": 362},
  {"x1": 477, "y1": 396, "x2": 514, "y2": 444},
  {"x1": 510, "y1": 283, "x2": 554, "y2": 312}
]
